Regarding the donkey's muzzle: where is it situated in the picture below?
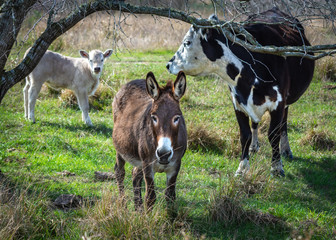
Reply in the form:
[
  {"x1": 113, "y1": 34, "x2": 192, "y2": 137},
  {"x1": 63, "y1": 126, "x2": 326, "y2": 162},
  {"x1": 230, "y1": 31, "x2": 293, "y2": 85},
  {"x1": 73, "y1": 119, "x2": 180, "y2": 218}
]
[{"x1": 156, "y1": 149, "x2": 172, "y2": 165}]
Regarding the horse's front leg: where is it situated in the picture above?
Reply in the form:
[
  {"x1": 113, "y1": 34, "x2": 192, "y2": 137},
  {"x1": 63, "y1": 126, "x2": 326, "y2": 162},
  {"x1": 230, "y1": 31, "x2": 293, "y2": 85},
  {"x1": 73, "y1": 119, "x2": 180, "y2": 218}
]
[
  {"x1": 234, "y1": 110, "x2": 252, "y2": 176},
  {"x1": 269, "y1": 104, "x2": 285, "y2": 177}
]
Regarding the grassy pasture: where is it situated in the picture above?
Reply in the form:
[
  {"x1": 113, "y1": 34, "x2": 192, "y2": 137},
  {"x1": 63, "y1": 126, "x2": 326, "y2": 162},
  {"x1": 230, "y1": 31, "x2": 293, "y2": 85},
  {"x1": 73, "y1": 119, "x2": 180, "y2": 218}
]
[
  {"x1": 1, "y1": 9, "x2": 336, "y2": 239},
  {"x1": 1, "y1": 48, "x2": 336, "y2": 239}
]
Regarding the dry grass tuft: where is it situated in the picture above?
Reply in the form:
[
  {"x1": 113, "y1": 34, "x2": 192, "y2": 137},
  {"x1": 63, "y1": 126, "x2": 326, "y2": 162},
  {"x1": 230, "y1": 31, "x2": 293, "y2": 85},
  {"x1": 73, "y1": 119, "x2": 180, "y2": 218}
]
[
  {"x1": 90, "y1": 84, "x2": 114, "y2": 110},
  {"x1": 209, "y1": 194, "x2": 282, "y2": 228},
  {"x1": 187, "y1": 122, "x2": 227, "y2": 153},
  {"x1": 59, "y1": 89, "x2": 78, "y2": 108},
  {"x1": 300, "y1": 129, "x2": 335, "y2": 151},
  {"x1": 40, "y1": 85, "x2": 61, "y2": 97},
  {"x1": 209, "y1": 195, "x2": 246, "y2": 225},
  {"x1": 58, "y1": 83, "x2": 114, "y2": 110},
  {"x1": 258, "y1": 113, "x2": 271, "y2": 135},
  {"x1": 237, "y1": 167, "x2": 272, "y2": 197},
  {"x1": 315, "y1": 57, "x2": 336, "y2": 82},
  {"x1": 0, "y1": 176, "x2": 53, "y2": 240},
  {"x1": 81, "y1": 190, "x2": 193, "y2": 239},
  {"x1": 290, "y1": 219, "x2": 318, "y2": 240},
  {"x1": 208, "y1": 162, "x2": 281, "y2": 228},
  {"x1": 186, "y1": 120, "x2": 241, "y2": 156}
]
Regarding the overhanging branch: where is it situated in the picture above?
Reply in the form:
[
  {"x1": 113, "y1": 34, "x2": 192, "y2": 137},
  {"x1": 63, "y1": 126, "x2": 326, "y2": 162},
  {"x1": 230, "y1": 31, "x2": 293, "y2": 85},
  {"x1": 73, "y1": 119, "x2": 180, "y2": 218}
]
[
  {"x1": 5, "y1": 1, "x2": 336, "y2": 87},
  {"x1": 111, "y1": 2, "x2": 336, "y2": 60}
]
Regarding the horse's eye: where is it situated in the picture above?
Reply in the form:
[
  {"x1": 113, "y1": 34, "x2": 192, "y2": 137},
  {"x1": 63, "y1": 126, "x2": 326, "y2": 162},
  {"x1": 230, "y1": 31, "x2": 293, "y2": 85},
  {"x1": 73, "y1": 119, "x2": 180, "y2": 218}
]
[
  {"x1": 151, "y1": 115, "x2": 158, "y2": 124},
  {"x1": 184, "y1": 40, "x2": 191, "y2": 47},
  {"x1": 173, "y1": 116, "x2": 180, "y2": 125}
]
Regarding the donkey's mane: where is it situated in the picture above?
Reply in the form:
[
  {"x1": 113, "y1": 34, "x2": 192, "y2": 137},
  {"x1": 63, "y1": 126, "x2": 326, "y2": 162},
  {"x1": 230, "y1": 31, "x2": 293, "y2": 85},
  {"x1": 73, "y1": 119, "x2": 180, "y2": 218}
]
[{"x1": 159, "y1": 80, "x2": 174, "y2": 94}]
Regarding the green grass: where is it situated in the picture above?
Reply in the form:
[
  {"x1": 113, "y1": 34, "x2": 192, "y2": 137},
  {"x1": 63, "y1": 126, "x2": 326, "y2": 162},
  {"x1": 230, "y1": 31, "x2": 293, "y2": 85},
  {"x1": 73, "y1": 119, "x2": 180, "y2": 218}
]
[{"x1": 1, "y1": 49, "x2": 336, "y2": 239}]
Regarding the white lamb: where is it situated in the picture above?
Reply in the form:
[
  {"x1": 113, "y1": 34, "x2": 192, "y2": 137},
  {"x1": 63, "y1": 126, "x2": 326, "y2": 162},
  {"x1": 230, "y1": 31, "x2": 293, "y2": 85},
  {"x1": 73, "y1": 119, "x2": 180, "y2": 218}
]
[{"x1": 23, "y1": 48, "x2": 113, "y2": 126}]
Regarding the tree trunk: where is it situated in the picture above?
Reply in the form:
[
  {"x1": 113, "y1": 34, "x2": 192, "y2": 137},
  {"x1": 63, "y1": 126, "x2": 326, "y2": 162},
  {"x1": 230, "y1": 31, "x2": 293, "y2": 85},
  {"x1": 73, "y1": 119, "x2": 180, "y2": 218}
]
[{"x1": 0, "y1": 0, "x2": 37, "y2": 102}]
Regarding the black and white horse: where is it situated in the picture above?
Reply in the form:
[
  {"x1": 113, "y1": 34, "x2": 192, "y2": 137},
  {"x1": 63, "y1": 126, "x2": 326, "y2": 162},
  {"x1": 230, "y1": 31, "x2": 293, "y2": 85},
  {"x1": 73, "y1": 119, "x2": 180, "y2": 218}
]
[{"x1": 166, "y1": 8, "x2": 315, "y2": 176}]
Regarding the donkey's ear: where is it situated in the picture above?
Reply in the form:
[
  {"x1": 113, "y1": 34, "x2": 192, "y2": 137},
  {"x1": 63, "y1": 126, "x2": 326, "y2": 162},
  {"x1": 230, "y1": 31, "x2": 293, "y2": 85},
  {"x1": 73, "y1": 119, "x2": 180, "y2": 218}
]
[
  {"x1": 79, "y1": 50, "x2": 89, "y2": 59},
  {"x1": 146, "y1": 72, "x2": 160, "y2": 100},
  {"x1": 103, "y1": 49, "x2": 113, "y2": 58},
  {"x1": 173, "y1": 71, "x2": 186, "y2": 100}
]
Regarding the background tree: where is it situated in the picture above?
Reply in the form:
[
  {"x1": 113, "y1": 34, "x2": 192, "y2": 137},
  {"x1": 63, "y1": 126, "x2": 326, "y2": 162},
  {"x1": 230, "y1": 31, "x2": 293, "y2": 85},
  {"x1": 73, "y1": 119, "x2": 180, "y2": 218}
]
[{"x1": 0, "y1": 0, "x2": 335, "y2": 103}]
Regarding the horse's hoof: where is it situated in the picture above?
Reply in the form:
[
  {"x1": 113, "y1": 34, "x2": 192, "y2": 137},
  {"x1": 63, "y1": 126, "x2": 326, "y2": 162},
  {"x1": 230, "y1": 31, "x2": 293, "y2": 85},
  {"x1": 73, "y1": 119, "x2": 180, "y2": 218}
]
[
  {"x1": 271, "y1": 169, "x2": 285, "y2": 177},
  {"x1": 281, "y1": 150, "x2": 293, "y2": 159}
]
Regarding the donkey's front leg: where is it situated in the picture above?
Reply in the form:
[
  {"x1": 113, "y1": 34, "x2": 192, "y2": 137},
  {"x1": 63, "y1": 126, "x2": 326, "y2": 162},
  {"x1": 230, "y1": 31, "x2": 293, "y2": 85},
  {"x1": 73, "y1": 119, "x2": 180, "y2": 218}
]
[
  {"x1": 165, "y1": 164, "x2": 181, "y2": 204},
  {"x1": 132, "y1": 167, "x2": 143, "y2": 211},
  {"x1": 114, "y1": 153, "x2": 126, "y2": 199},
  {"x1": 142, "y1": 162, "x2": 156, "y2": 211}
]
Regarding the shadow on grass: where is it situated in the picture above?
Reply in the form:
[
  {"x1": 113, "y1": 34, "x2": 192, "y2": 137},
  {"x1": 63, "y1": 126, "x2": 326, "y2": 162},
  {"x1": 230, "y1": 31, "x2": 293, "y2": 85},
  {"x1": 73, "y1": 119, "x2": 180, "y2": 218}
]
[
  {"x1": 1, "y1": 168, "x2": 291, "y2": 239},
  {"x1": 287, "y1": 155, "x2": 336, "y2": 209},
  {"x1": 174, "y1": 196, "x2": 290, "y2": 240},
  {"x1": 0, "y1": 168, "x2": 102, "y2": 210},
  {"x1": 40, "y1": 120, "x2": 113, "y2": 138}
]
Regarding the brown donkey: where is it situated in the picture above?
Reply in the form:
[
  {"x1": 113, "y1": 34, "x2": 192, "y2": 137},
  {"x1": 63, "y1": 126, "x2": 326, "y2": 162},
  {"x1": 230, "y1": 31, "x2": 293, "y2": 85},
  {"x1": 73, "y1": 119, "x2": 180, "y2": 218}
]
[{"x1": 112, "y1": 71, "x2": 187, "y2": 210}]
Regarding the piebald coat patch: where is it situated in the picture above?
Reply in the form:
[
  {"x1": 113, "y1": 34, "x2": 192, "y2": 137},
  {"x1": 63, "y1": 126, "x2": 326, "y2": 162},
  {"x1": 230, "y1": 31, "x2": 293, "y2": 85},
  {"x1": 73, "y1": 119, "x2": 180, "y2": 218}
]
[{"x1": 167, "y1": 7, "x2": 315, "y2": 177}]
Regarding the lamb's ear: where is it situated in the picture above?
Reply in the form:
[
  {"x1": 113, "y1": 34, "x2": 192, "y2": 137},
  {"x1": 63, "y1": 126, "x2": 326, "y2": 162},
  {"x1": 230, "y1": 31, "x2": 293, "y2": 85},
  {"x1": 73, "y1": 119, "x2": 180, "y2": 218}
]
[
  {"x1": 103, "y1": 49, "x2": 113, "y2": 58},
  {"x1": 146, "y1": 72, "x2": 160, "y2": 100},
  {"x1": 79, "y1": 50, "x2": 89, "y2": 59},
  {"x1": 173, "y1": 71, "x2": 186, "y2": 100}
]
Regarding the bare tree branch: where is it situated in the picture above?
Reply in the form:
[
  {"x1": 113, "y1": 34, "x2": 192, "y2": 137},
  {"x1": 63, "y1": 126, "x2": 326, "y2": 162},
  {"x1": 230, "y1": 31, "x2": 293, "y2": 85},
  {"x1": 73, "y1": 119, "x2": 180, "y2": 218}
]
[{"x1": 1, "y1": 0, "x2": 336, "y2": 103}]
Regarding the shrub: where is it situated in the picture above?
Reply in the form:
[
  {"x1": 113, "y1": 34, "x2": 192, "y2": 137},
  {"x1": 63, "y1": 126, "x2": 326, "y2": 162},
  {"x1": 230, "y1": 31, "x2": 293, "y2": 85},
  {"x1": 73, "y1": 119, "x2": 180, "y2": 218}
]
[
  {"x1": 187, "y1": 122, "x2": 227, "y2": 153},
  {"x1": 300, "y1": 129, "x2": 335, "y2": 151},
  {"x1": 58, "y1": 83, "x2": 114, "y2": 110},
  {"x1": 208, "y1": 176, "x2": 283, "y2": 228},
  {"x1": 80, "y1": 190, "x2": 193, "y2": 239},
  {"x1": 315, "y1": 57, "x2": 336, "y2": 82}
]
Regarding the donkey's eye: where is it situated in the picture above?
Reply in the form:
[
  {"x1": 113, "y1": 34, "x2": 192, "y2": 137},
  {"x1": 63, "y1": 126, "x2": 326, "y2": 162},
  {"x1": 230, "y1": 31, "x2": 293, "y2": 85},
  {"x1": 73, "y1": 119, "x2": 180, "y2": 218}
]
[
  {"x1": 173, "y1": 116, "x2": 180, "y2": 125},
  {"x1": 151, "y1": 115, "x2": 158, "y2": 124}
]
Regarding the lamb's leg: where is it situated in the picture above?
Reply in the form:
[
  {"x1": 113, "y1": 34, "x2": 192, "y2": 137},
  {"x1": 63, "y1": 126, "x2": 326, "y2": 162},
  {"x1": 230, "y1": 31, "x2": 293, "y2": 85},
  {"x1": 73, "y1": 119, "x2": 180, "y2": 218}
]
[
  {"x1": 27, "y1": 82, "x2": 42, "y2": 123},
  {"x1": 23, "y1": 77, "x2": 30, "y2": 118},
  {"x1": 76, "y1": 91, "x2": 92, "y2": 126}
]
